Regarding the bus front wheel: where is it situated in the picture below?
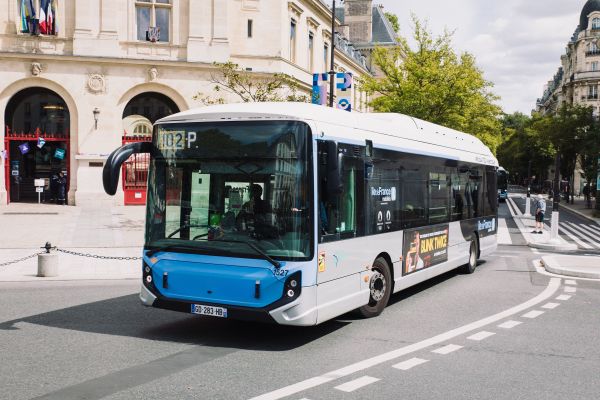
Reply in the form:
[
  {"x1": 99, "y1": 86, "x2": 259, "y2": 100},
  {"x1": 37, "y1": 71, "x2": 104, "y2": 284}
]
[
  {"x1": 462, "y1": 239, "x2": 479, "y2": 274},
  {"x1": 358, "y1": 257, "x2": 392, "y2": 318}
]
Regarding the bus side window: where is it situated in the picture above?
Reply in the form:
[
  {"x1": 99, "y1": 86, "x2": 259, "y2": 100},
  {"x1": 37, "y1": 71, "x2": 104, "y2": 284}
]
[{"x1": 318, "y1": 142, "x2": 362, "y2": 241}]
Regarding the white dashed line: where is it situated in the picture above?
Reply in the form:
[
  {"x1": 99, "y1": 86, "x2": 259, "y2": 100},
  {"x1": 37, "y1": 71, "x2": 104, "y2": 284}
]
[
  {"x1": 542, "y1": 302, "x2": 560, "y2": 309},
  {"x1": 392, "y1": 358, "x2": 429, "y2": 370},
  {"x1": 467, "y1": 331, "x2": 496, "y2": 341},
  {"x1": 334, "y1": 376, "x2": 380, "y2": 393},
  {"x1": 564, "y1": 286, "x2": 577, "y2": 293},
  {"x1": 498, "y1": 320, "x2": 522, "y2": 329},
  {"x1": 565, "y1": 280, "x2": 577, "y2": 285},
  {"x1": 556, "y1": 294, "x2": 572, "y2": 301},
  {"x1": 522, "y1": 310, "x2": 545, "y2": 319},
  {"x1": 431, "y1": 344, "x2": 463, "y2": 355},
  {"x1": 247, "y1": 278, "x2": 561, "y2": 400}
]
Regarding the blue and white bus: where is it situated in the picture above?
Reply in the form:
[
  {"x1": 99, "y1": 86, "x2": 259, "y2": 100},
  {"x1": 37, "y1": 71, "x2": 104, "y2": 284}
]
[{"x1": 103, "y1": 103, "x2": 498, "y2": 326}]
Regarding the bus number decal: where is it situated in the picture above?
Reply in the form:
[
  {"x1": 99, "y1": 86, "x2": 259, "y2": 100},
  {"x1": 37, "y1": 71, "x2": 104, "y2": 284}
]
[
  {"x1": 274, "y1": 269, "x2": 289, "y2": 277},
  {"x1": 159, "y1": 130, "x2": 186, "y2": 150}
]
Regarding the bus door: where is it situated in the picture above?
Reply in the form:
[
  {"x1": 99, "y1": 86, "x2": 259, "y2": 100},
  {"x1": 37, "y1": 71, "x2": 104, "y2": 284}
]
[{"x1": 317, "y1": 141, "x2": 364, "y2": 282}]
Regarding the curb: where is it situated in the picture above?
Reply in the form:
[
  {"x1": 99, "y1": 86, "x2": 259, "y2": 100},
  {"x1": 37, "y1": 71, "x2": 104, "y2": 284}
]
[
  {"x1": 528, "y1": 241, "x2": 578, "y2": 252},
  {"x1": 560, "y1": 203, "x2": 600, "y2": 226},
  {"x1": 541, "y1": 256, "x2": 600, "y2": 279}
]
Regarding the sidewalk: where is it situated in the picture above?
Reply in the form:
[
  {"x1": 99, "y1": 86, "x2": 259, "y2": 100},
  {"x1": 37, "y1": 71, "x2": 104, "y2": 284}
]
[
  {"x1": 559, "y1": 195, "x2": 600, "y2": 225},
  {"x1": 0, "y1": 202, "x2": 145, "y2": 282}
]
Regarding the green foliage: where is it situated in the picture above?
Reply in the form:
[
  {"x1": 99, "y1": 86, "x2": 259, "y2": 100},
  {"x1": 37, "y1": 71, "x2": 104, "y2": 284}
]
[
  {"x1": 498, "y1": 105, "x2": 598, "y2": 196},
  {"x1": 497, "y1": 112, "x2": 554, "y2": 184},
  {"x1": 384, "y1": 12, "x2": 400, "y2": 33},
  {"x1": 362, "y1": 17, "x2": 503, "y2": 154},
  {"x1": 193, "y1": 62, "x2": 310, "y2": 105}
]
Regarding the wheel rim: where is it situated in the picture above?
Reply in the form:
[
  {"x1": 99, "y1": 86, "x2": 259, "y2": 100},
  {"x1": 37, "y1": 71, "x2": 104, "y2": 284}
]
[{"x1": 370, "y1": 271, "x2": 386, "y2": 302}]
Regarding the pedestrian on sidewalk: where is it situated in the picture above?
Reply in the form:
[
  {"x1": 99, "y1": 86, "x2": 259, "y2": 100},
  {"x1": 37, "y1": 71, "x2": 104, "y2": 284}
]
[{"x1": 532, "y1": 194, "x2": 546, "y2": 234}]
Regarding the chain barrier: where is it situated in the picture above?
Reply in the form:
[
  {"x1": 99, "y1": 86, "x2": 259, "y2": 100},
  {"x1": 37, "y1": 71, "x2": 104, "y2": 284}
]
[
  {"x1": 55, "y1": 248, "x2": 142, "y2": 261},
  {"x1": 0, "y1": 242, "x2": 141, "y2": 268},
  {"x1": 0, "y1": 251, "x2": 44, "y2": 267}
]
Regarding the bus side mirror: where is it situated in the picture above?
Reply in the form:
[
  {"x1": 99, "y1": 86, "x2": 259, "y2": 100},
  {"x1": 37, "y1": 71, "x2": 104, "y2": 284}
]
[
  {"x1": 326, "y1": 140, "x2": 343, "y2": 199},
  {"x1": 103, "y1": 142, "x2": 153, "y2": 195}
]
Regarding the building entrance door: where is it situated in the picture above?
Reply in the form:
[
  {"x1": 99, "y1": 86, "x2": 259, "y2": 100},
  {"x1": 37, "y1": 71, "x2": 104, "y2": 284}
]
[{"x1": 3, "y1": 88, "x2": 70, "y2": 204}]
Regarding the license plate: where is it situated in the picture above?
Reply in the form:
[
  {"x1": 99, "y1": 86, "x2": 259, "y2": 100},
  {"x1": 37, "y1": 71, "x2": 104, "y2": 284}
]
[{"x1": 190, "y1": 304, "x2": 228, "y2": 318}]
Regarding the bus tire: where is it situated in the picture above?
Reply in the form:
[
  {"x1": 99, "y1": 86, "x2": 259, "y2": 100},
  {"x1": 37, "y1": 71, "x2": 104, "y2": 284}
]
[
  {"x1": 357, "y1": 257, "x2": 392, "y2": 318},
  {"x1": 462, "y1": 239, "x2": 479, "y2": 274}
]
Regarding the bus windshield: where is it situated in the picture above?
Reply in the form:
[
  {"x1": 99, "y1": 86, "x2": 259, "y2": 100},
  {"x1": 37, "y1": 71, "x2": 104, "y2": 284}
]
[{"x1": 145, "y1": 120, "x2": 312, "y2": 261}]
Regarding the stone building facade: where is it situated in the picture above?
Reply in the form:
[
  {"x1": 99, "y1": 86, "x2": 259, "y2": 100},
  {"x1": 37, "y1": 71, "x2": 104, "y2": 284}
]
[
  {"x1": 535, "y1": 0, "x2": 600, "y2": 193},
  {"x1": 0, "y1": 0, "x2": 394, "y2": 206}
]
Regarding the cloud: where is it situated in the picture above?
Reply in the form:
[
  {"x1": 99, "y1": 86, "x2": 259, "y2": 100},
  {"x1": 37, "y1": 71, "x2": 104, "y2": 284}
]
[{"x1": 379, "y1": 0, "x2": 583, "y2": 114}]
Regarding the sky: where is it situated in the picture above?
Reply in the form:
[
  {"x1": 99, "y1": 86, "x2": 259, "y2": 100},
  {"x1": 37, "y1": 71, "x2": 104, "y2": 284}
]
[{"x1": 377, "y1": 0, "x2": 584, "y2": 115}]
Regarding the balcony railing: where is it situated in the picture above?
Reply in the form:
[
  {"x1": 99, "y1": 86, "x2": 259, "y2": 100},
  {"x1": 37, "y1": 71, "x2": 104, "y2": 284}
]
[
  {"x1": 585, "y1": 50, "x2": 600, "y2": 56},
  {"x1": 581, "y1": 95, "x2": 599, "y2": 101},
  {"x1": 574, "y1": 70, "x2": 600, "y2": 80}
]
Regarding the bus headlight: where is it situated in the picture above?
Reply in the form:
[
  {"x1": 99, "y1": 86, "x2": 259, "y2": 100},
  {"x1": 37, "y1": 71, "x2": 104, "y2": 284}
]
[{"x1": 283, "y1": 271, "x2": 302, "y2": 300}]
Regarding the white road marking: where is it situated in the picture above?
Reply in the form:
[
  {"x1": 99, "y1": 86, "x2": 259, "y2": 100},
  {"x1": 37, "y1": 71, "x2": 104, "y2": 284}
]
[
  {"x1": 542, "y1": 302, "x2": 560, "y2": 309},
  {"x1": 432, "y1": 344, "x2": 463, "y2": 355},
  {"x1": 498, "y1": 320, "x2": 522, "y2": 329},
  {"x1": 497, "y1": 218, "x2": 512, "y2": 245},
  {"x1": 334, "y1": 376, "x2": 380, "y2": 393},
  {"x1": 556, "y1": 294, "x2": 572, "y2": 301},
  {"x1": 567, "y1": 222, "x2": 600, "y2": 242},
  {"x1": 467, "y1": 331, "x2": 496, "y2": 341},
  {"x1": 392, "y1": 358, "x2": 429, "y2": 370},
  {"x1": 522, "y1": 310, "x2": 545, "y2": 318},
  {"x1": 558, "y1": 225, "x2": 594, "y2": 249},
  {"x1": 564, "y1": 286, "x2": 577, "y2": 293},
  {"x1": 565, "y1": 280, "x2": 577, "y2": 286},
  {"x1": 247, "y1": 278, "x2": 561, "y2": 400}
]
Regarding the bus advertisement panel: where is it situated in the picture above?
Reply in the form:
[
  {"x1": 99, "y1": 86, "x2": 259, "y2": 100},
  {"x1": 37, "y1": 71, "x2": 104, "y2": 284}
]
[{"x1": 403, "y1": 225, "x2": 449, "y2": 275}]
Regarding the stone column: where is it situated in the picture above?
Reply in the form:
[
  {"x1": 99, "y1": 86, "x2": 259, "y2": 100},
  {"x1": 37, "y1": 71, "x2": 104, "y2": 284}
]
[{"x1": 187, "y1": 0, "x2": 212, "y2": 62}]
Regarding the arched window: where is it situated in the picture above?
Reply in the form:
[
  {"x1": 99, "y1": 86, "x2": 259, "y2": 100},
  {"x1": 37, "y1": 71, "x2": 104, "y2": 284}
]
[{"x1": 592, "y1": 17, "x2": 600, "y2": 30}]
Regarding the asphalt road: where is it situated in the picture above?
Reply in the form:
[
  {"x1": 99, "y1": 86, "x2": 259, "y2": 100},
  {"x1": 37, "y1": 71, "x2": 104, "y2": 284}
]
[{"x1": 1, "y1": 225, "x2": 599, "y2": 399}]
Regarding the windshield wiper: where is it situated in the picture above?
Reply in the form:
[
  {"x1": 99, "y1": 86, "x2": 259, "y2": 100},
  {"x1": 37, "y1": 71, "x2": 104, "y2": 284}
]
[
  {"x1": 167, "y1": 224, "x2": 209, "y2": 239},
  {"x1": 194, "y1": 238, "x2": 281, "y2": 269}
]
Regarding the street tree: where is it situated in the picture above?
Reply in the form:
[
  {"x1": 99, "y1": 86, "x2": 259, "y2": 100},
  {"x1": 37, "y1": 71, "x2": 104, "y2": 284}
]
[
  {"x1": 384, "y1": 12, "x2": 400, "y2": 33},
  {"x1": 362, "y1": 16, "x2": 503, "y2": 153},
  {"x1": 497, "y1": 112, "x2": 554, "y2": 186},
  {"x1": 194, "y1": 62, "x2": 309, "y2": 105}
]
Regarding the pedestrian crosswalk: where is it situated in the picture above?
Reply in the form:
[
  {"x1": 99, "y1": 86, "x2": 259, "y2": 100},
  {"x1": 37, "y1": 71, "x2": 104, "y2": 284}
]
[
  {"x1": 505, "y1": 196, "x2": 600, "y2": 250},
  {"x1": 558, "y1": 221, "x2": 600, "y2": 249}
]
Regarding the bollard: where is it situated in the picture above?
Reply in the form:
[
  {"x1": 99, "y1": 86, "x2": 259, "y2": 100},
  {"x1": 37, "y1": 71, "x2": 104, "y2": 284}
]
[
  {"x1": 38, "y1": 242, "x2": 59, "y2": 277},
  {"x1": 525, "y1": 196, "x2": 531, "y2": 216},
  {"x1": 550, "y1": 211, "x2": 560, "y2": 241}
]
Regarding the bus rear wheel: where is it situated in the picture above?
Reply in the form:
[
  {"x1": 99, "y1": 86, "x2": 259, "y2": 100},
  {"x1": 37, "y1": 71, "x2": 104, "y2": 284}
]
[
  {"x1": 357, "y1": 257, "x2": 392, "y2": 318},
  {"x1": 462, "y1": 239, "x2": 479, "y2": 274}
]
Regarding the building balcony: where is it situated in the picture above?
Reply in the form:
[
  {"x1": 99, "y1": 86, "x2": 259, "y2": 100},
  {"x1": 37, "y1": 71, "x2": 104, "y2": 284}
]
[
  {"x1": 580, "y1": 95, "x2": 599, "y2": 101},
  {"x1": 585, "y1": 50, "x2": 600, "y2": 56},
  {"x1": 574, "y1": 70, "x2": 600, "y2": 80}
]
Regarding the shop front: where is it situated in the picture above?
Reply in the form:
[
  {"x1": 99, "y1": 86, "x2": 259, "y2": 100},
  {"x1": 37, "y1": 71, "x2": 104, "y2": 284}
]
[{"x1": 3, "y1": 88, "x2": 70, "y2": 204}]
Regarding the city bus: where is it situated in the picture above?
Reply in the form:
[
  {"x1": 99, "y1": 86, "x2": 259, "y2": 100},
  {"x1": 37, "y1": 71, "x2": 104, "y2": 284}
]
[
  {"x1": 103, "y1": 102, "x2": 498, "y2": 326},
  {"x1": 497, "y1": 167, "x2": 509, "y2": 202}
]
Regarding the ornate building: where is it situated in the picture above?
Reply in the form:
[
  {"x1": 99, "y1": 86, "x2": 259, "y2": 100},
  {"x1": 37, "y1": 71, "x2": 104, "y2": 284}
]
[
  {"x1": 537, "y1": 0, "x2": 600, "y2": 117},
  {"x1": 535, "y1": 0, "x2": 600, "y2": 193},
  {"x1": 0, "y1": 0, "x2": 395, "y2": 206}
]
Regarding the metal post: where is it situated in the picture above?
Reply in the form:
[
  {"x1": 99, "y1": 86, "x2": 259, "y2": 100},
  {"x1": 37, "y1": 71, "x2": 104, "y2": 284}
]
[
  {"x1": 525, "y1": 160, "x2": 531, "y2": 216},
  {"x1": 329, "y1": 0, "x2": 337, "y2": 108},
  {"x1": 550, "y1": 150, "x2": 561, "y2": 241}
]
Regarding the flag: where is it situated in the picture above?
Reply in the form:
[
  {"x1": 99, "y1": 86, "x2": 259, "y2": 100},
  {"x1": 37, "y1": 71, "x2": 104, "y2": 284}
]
[
  {"x1": 20, "y1": 0, "x2": 36, "y2": 33},
  {"x1": 18, "y1": 143, "x2": 30, "y2": 155},
  {"x1": 37, "y1": 137, "x2": 46, "y2": 148},
  {"x1": 50, "y1": 0, "x2": 58, "y2": 35},
  {"x1": 39, "y1": 0, "x2": 50, "y2": 34}
]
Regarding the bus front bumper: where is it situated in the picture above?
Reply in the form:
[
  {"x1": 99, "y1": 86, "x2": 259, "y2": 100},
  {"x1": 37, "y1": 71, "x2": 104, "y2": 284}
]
[{"x1": 139, "y1": 284, "x2": 318, "y2": 326}]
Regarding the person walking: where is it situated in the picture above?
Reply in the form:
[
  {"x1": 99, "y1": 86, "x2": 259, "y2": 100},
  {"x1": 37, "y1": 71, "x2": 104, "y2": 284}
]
[{"x1": 532, "y1": 194, "x2": 546, "y2": 234}]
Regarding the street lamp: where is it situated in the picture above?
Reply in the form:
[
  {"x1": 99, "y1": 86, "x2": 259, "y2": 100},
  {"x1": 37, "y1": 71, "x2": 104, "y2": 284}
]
[{"x1": 329, "y1": 0, "x2": 343, "y2": 108}]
